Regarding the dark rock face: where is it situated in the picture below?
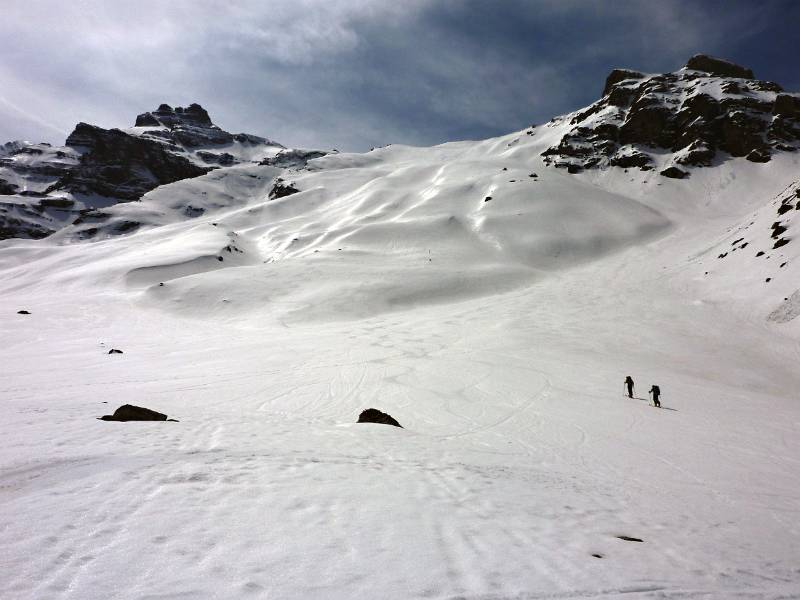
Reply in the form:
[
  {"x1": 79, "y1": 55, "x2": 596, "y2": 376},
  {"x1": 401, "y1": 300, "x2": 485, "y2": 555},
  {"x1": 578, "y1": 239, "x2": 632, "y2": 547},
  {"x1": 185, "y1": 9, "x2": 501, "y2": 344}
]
[
  {"x1": 542, "y1": 56, "x2": 799, "y2": 174},
  {"x1": 58, "y1": 123, "x2": 210, "y2": 200},
  {"x1": 99, "y1": 404, "x2": 169, "y2": 421},
  {"x1": 357, "y1": 408, "x2": 402, "y2": 428},
  {"x1": 685, "y1": 55, "x2": 754, "y2": 79}
]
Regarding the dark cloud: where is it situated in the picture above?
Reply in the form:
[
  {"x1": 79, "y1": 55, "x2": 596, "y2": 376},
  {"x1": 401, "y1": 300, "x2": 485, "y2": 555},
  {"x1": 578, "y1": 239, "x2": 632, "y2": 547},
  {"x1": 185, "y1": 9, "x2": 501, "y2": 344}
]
[{"x1": 1, "y1": 0, "x2": 797, "y2": 151}]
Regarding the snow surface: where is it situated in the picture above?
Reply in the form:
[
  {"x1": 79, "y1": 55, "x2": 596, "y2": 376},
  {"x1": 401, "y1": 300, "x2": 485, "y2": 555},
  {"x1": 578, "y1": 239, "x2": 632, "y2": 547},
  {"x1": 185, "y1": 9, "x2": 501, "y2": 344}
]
[{"x1": 1, "y1": 120, "x2": 800, "y2": 599}]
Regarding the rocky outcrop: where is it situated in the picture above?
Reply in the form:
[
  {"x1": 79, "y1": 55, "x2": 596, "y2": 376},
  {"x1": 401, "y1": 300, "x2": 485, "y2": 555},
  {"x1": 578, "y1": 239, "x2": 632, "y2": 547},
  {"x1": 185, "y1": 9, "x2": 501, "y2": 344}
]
[
  {"x1": 685, "y1": 55, "x2": 754, "y2": 79},
  {"x1": 133, "y1": 103, "x2": 279, "y2": 149},
  {"x1": 56, "y1": 123, "x2": 210, "y2": 200},
  {"x1": 260, "y1": 148, "x2": 327, "y2": 169},
  {"x1": 542, "y1": 56, "x2": 800, "y2": 174}
]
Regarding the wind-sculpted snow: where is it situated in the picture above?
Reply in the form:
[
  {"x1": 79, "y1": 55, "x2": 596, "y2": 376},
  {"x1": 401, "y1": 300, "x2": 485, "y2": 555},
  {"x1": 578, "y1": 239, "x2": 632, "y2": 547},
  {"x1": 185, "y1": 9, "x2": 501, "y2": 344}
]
[{"x1": 7, "y1": 137, "x2": 671, "y2": 321}]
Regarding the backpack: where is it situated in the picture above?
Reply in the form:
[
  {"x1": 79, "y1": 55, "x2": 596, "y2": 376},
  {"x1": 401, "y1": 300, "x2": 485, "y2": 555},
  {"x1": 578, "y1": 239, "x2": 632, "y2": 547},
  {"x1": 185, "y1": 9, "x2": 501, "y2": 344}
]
[{"x1": 652, "y1": 385, "x2": 660, "y2": 395}]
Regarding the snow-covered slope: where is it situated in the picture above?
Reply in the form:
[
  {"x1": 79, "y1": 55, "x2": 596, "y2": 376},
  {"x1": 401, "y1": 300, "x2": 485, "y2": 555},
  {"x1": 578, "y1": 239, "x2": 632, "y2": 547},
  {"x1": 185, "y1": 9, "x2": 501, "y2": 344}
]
[{"x1": 1, "y1": 57, "x2": 799, "y2": 599}]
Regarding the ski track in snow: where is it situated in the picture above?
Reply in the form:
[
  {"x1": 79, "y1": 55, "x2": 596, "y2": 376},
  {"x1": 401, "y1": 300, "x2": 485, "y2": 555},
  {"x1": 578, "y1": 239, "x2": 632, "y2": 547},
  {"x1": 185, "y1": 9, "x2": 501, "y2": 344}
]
[{"x1": 1, "y1": 128, "x2": 800, "y2": 599}]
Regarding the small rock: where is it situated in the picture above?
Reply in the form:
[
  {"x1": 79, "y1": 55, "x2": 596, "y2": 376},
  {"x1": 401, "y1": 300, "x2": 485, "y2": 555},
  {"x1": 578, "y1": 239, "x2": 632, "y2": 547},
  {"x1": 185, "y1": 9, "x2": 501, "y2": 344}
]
[
  {"x1": 616, "y1": 535, "x2": 644, "y2": 543},
  {"x1": 357, "y1": 408, "x2": 402, "y2": 428},
  {"x1": 17, "y1": 310, "x2": 31, "y2": 315},
  {"x1": 484, "y1": 196, "x2": 492, "y2": 202},
  {"x1": 108, "y1": 349, "x2": 124, "y2": 354}
]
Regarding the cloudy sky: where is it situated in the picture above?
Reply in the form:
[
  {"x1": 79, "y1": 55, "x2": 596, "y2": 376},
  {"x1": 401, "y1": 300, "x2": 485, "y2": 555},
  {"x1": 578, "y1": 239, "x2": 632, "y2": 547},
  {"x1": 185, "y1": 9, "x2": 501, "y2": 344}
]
[{"x1": 1, "y1": 0, "x2": 798, "y2": 151}]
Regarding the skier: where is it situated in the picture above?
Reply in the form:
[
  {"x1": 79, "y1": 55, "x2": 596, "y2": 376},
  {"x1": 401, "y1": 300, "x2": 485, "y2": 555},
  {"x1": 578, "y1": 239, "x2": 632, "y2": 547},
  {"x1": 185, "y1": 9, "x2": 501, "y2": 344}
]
[
  {"x1": 649, "y1": 384, "x2": 661, "y2": 408},
  {"x1": 624, "y1": 375, "x2": 635, "y2": 398}
]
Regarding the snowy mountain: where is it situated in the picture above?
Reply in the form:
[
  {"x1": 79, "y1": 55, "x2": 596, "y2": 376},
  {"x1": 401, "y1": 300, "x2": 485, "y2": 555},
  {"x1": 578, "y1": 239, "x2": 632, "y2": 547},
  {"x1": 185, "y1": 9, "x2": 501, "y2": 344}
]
[
  {"x1": 0, "y1": 103, "x2": 290, "y2": 240},
  {"x1": 1, "y1": 56, "x2": 799, "y2": 599},
  {"x1": 541, "y1": 54, "x2": 800, "y2": 176}
]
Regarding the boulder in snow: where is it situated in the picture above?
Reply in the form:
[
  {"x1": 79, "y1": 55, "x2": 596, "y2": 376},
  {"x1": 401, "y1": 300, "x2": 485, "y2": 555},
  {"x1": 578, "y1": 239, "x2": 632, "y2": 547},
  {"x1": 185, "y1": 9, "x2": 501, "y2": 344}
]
[
  {"x1": 357, "y1": 408, "x2": 402, "y2": 428},
  {"x1": 99, "y1": 404, "x2": 174, "y2": 422}
]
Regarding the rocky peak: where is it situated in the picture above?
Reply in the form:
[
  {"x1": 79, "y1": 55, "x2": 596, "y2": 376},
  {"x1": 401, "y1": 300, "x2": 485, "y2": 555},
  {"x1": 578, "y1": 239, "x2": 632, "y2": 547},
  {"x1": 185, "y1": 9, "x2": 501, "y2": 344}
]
[
  {"x1": 135, "y1": 102, "x2": 213, "y2": 128},
  {"x1": 684, "y1": 55, "x2": 754, "y2": 80},
  {"x1": 542, "y1": 55, "x2": 800, "y2": 176}
]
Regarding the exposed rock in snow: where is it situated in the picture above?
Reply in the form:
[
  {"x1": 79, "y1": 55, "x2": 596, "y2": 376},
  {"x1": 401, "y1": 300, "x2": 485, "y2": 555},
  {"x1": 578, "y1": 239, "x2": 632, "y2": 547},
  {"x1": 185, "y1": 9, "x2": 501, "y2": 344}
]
[
  {"x1": 59, "y1": 122, "x2": 211, "y2": 200},
  {"x1": 357, "y1": 409, "x2": 403, "y2": 427},
  {"x1": 99, "y1": 404, "x2": 172, "y2": 421}
]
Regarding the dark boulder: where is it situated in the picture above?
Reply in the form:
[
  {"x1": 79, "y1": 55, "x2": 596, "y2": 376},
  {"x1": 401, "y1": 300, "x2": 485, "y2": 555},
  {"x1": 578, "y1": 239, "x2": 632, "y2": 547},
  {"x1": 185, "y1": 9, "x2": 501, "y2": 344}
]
[
  {"x1": 357, "y1": 408, "x2": 402, "y2": 428},
  {"x1": 17, "y1": 310, "x2": 30, "y2": 314},
  {"x1": 685, "y1": 55, "x2": 754, "y2": 79},
  {"x1": 108, "y1": 348, "x2": 124, "y2": 354},
  {"x1": 99, "y1": 404, "x2": 173, "y2": 422},
  {"x1": 660, "y1": 166, "x2": 689, "y2": 179}
]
